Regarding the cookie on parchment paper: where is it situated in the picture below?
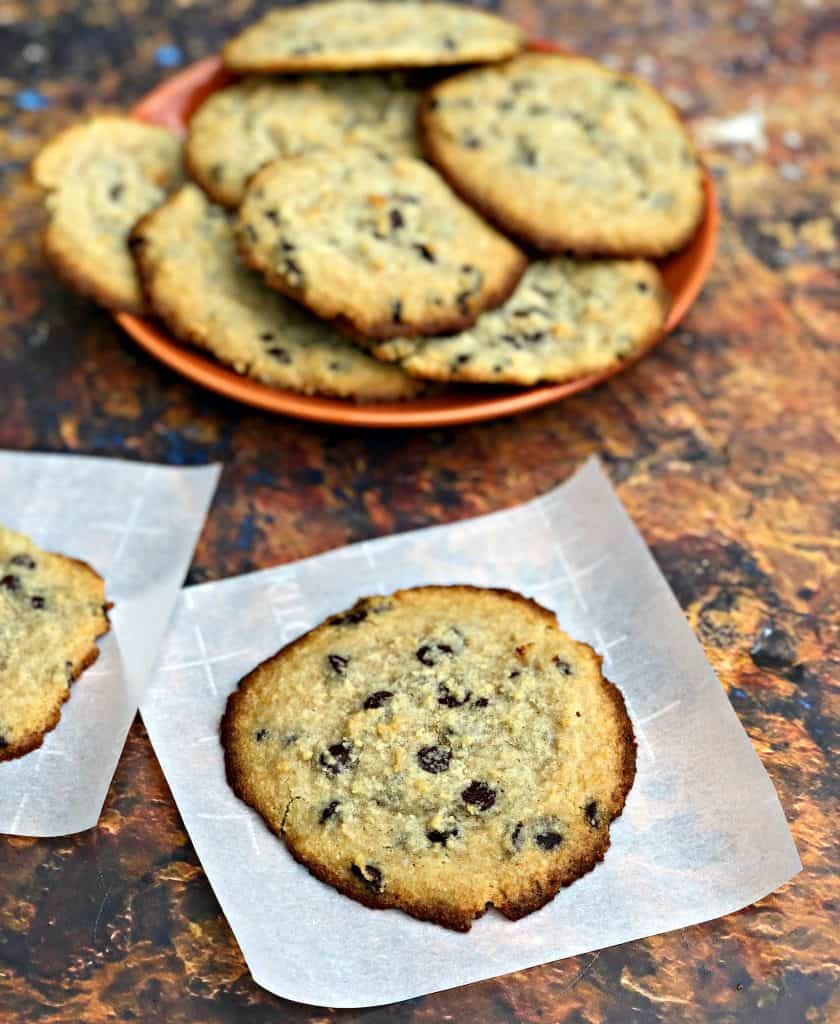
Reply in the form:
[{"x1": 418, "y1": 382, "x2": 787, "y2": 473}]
[
  {"x1": 236, "y1": 147, "x2": 527, "y2": 340},
  {"x1": 185, "y1": 72, "x2": 424, "y2": 209},
  {"x1": 222, "y1": 586, "x2": 636, "y2": 931},
  {"x1": 31, "y1": 116, "x2": 183, "y2": 313},
  {"x1": 131, "y1": 185, "x2": 424, "y2": 402},
  {"x1": 223, "y1": 1, "x2": 524, "y2": 74},
  {"x1": 0, "y1": 525, "x2": 110, "y2": 762},
  {"x1": 420, "y1": 53, "x2": 705, "y2": 257},
  {"x1": 366, "y1": 257, "x2": 670, "y2": 386}
]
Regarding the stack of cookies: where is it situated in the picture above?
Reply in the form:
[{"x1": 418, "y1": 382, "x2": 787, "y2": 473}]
[{"x1": 34, "y1": 1, "x2": 704, "y2": 401}]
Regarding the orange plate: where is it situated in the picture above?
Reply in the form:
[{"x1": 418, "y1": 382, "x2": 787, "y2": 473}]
[{"x1": 122, "y1": 45, "x2": 718, "y2": 428}]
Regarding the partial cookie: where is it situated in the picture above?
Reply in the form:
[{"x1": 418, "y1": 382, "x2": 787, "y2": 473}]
[
  {"x1": 222, "y1": 586, "x2": 636, "y2": 931},
  {"x1": 31, "y1": 117, "x2": 183, "y2": 313},
  {"x1": 186, "y1": 73, "x2": 423, "y2": 209},
  {"x1": 366, "y1": 258, "x2": 670, "y2": 386},
  {"x1": 223, "y1": 1, "x2": 524, "y2": 73},
  {"x1": 421, "y1": 54, "x2": 705, "y2": 257},
  {"x1": 236, "y1": 148, "x2": 527, "y2": 339},
  {"x1": 131, "y1": 185, "x2": 423, "y2": 401},
  {"x1": 0, "y1": 525, "x2": 110, "y2": 762}
]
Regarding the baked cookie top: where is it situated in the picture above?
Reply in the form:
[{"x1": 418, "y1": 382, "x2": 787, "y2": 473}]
[
  {"x1": 223, "y1": 1, "x2": 524, "y2": 73},
  {"x1": 222, "y1": 586, "x2": 636, "y2": 931},
  {"x1": 31, "y1": 116, "x2": 183, "y2": 312},
  {"x1": 236, "y1": 148, "x2": 527, "y2": 339},
  {"x1": 421, "y1": 53, "x2": 705, "y2": 257},
  {"x1": 131, "y1": 185, "x2": 423, "y2": 402},
  {"x1": 0, "y1": 525, "x2": 110, "y2": 762},
  {"x1": 367, "y1": 257, "x2": 670, "y2": 386},
  {"x1": 185, "y1": 73, "x2": 424, "y2": 209}
]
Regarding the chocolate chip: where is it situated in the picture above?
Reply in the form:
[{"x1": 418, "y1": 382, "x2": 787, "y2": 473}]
[
  {"x1": 415, "y1": 645, "x2": 434, "y2": 666},
  {"x1": 535, "y1": 831, "x2": 563, "y2": 850},
  {"x1": 515, "y1": 139, "x2": 538, "y2": 167},
  {"x1": 264, "y1": 208, "x2": 279, "y2": 223},
  {"x1": 511, "y1": 821, "x2": 524, "y2": 850},
  {"x1": 473, "y1": 697, "x2": 489, "y2": 708},
  {"x1": 391, "y1": 299, "x2": 403, "y2": 325},
  {"x1": 319, "y1": 740, "x2": 355, "y2": 776},
  {"x1": 327, "y1": 653, "x2": 349, "y2": 675},
  {"x1": 462, "y1": 780, "x2": 496, "y2": 810},
  {"x1": 331, "y1": 607, "x2": 368, "y2": 626},
  {"x1": 416, "y1": 641, "x2": 455, "y2": 667},
  {"x1": 363, "y1": 690, "x2": 393, "y2": 710},
  {"x1": 426, "y1": 98, "x2": 440, "y2": 111},
  {"x1": 254, "y1": 728, "x2": 269, "y2": 742},
  {"x1": 210, "y1": 163, "x2": 224, "y2": 182},
  {"x1": 427, "y1": 827, "x2": 458, "y2": 845},
  {"x1": 636, "y1": 281, "x2": 650, "y2": 292},
  {"x1": 284, "y1": 256, "x2": 303, "y2": 287},
  {"x1": 525, "y1": 331, "x2": 546, "y2": 343},
  {"x1": 1, "y1": 575, "x2": 20, "y2": 592},
  {"x1": 437, "y1": 683, "x2": 470, "y2": 708},
  {"x1": 462, "y1": 135, "x2": 483, "y2": 149},
  {"x1": 10, "y1": 554, "x2": 35, "y2": 569},
  {"x1": 389, "y1": 209, "x2": 404, "y2": 230},
  {"x1": 350, "y1": 862, "x2": 383, "y2": 893},
  {"x1": 0, "y1": 736, "x2": 7, "y2": 748},
  {"x1": 553, "y1": 656, "x2": 574, "y2": 676},
  {"x1": 320, "y1": 800, "x2": 340, "y2": 824},
  {"x1": 417, "y1": 745, "x2": 451, "y2": 774},
  {"x1": 509, "y1": 669, "x2": 521, "y2": 679},
  {"x1": 30, "y1": 596, "x2": 45, "y2": 610},
  {"x1": 452, "y1": 353, "x2": 471, "y2": 366},
  {"x1": 260, "y1": 331, "x2": 275, "y2": 341},
  {"x1": 441, "y1": 35, "x2": 457, "y2": 50},
  {"x1": 414, "y1": 243, "x2": 435, "y2": 263},
  {"x1": 585, "y1": 800, "x2": 599, "y2": 828},
  {"x1": 268, "y1": 347, "x2": 292, "y2": 363},
  {"x1": 109, "y1": 183, "x2": 124, "y2": 201}
]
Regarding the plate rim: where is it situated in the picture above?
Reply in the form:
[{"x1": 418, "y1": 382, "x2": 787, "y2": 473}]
[{"x1": 120, "y1": 47, "x2": 719, "y2": 429}]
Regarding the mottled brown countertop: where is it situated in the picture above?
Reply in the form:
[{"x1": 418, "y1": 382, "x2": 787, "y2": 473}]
[{"x1": 0, "y1": 1, "x2": 838, "y2": 1021}]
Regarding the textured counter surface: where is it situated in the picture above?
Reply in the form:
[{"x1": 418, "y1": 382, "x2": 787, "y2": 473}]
[{"x1": 0, "y1": 1, "x2": 837, "y2": 1021}]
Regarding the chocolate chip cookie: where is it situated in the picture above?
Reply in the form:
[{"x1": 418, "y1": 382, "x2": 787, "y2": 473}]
[
  {"x1": 186, "y1": 73, "x2": 423, "y2": 209},
  {"x1": 131, "y1": 185, "x2": 423, "y2": 401},
  {"x1": 223, "y1": 1, "x2": 524, "y2": 74},
  {"x1": 0, "y1": 525, "x2": 110, "y2": 762},
  {"x1": 222, "y1": 586, "x2": 636, "y2": 931},
  {"x1": 236, "y1": 148, "x2": 527, "y2": 339},
  {"x1": 421, "y1": 53, "x2": 705, "y2": 257},
  {"x1": 31, "y1": 116, "x2": 183, "y2": 312},
  {"x1": 366, "y1": 257, "x2": 670, "y2": 385}
]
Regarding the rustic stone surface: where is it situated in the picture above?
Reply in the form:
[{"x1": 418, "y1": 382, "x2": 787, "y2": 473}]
[{"x1": 0, "y1": 1, "x2": 837, "y2": 1021}]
